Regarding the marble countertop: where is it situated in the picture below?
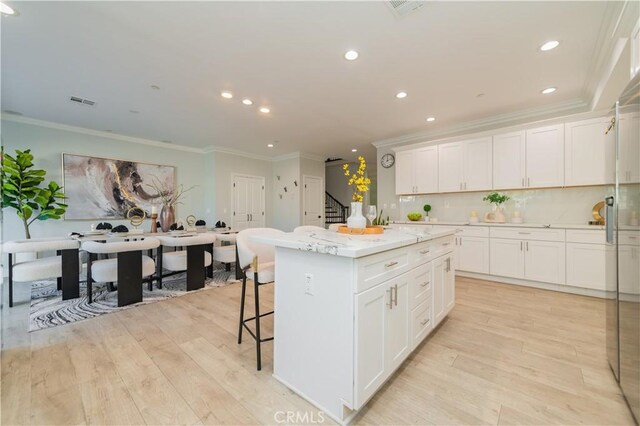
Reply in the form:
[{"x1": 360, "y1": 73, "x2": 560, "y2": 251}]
[
  {"x1": 250, "y1": 227, "x2": 456, "y2": 258},
  {"x1": 390, "y1": 220, "x2": 606, "y2": 231}
]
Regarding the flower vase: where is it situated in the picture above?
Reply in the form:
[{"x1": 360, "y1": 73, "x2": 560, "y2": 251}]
[
  {"x1": 160, "y1": 204, "x2": 175, "y2": 232},
  {"x1": 347, "y1": 202, "x2": 366, "y2": 229},
  {"x1": 494, "y1": 205, "x2": 506, "y2": 223}
]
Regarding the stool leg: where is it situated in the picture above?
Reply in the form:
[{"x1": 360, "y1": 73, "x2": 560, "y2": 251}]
[
  {"x1": 238, "y1": 274, "x2": 247, "y2": 344},
  {"x1": 8, "y1": 253, "x2": 13, "y2": 308},
  {"x1": 254, "y1": 272, "x2": 262, "y2": 371}
]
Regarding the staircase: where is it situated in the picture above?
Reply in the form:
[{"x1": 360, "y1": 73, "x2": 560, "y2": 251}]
[{"x1": 325, "y1": 192, "x2": 349, "y2": 227}]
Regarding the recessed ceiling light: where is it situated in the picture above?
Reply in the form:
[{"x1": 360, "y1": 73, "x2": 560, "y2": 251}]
[
  {"x1": 541, "y1": 87, "x2": 557, "y2": 94},
  {"x1": 267, "y1": 143, "x2": 274, "y2": 148},
  {"x1": 396, "y1": 91, "x2": 407, "y2": 99},
  {"x1": 0, "y1": 3, "x2": 15, "y2": 15},
  {"x1": 344, "y1": 50, "x2": 359, "y2": 61},
  {"x1": 259, "y1": 107, "x2": 270, "y2": 113},
  {"x1": 242, "y1": 99, "x2": 253, "y2": 105},
  {"x1": 351, "y1": 148, "x2": 358, "y2": 152},
  {"x1": 221, "y1": 91, "x2": 233, "y2": 99},
  {"x1": 540, "y1": 40, "x2": 560, "y2": 51},
  {"x1": 150, "y1": 85, "x2": 160, "y2": 90},
  {"x1": 426, "y1": 117, "x2": 436, "y2": 122}
]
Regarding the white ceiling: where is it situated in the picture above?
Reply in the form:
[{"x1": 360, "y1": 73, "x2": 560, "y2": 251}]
[{"x1": 1, "y1": 1, "x2": 615, "y2": 163}]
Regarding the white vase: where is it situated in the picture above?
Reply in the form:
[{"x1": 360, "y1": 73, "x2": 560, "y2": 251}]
[
  {"x1": 495, "y1": 205, "x2": 506, "y2": 223},
  {"x1": 347, "y1": 202, "x2": 367, "y2": 229}
]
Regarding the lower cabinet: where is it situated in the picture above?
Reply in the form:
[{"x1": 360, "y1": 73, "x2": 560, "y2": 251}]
[
  {"x1": 433, "y1": 253, "x2": 454, "y2": 324},
  {"x1": 566, "y1": 243, "x2": 606, "y2": 290},
  {"x1": 457, "y1": 236, "x2": 489, "y2": 274},
  {"x1": 490, "y1": 238, "x2": 524, "y2": 278},
  {"x1": 490, "y1": 238, "x2": 565, "y2": 284}
]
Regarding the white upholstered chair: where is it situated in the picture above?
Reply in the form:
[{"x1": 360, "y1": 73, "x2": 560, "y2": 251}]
[
  {"x1": 328, "y1": 223, "x2": 345, "y2": 231},
  {"x1": 212, "y1": 233, "x2": 237, "y2": 272},
  {"x1": 3, "y1": 238, "x2": 81, "y2": 307},
  {"x1": 293, "y1": 225, "x2": 326, "y2": 232},
  {"x1": 236, "y1": 227, "x2": 285, "y2": 370},
  {"x1": 155, "y1": 234, "x2": 217, "y2": 291},
  {"x1": 82, "y1": 238, "x2": 160, "y2": 307}
]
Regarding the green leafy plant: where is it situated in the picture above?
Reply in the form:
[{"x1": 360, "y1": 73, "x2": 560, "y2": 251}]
[
  {"x1": 1, "y1": 149, "x2": 67, "y2": 239},
  {"x1": 423, "y1": 204, "x2": 432, "y2": 216},
  {"x1": 407, "y1": 212, "x2": 423, "y2": 221},
  {"x1": 483, "y1": 192, "x2": 510, "y2": 206},
  {"x1": 372, "y1": 209, "x2": 389, "y2": 226}
]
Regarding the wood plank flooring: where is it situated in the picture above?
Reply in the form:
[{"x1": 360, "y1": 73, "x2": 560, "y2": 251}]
[{"x1": 1, "y1": 276, "x2": 635, "y2": 425}]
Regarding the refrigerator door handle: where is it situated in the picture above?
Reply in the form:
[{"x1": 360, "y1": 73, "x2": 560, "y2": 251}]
[{"x1": 605, "y1": 196, "x2": 615, "y2": 244}]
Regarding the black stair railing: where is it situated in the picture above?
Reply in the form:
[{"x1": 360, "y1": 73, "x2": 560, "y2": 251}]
[{"x1": 325, "y1": 191, "x2": 349, "y2": 225}]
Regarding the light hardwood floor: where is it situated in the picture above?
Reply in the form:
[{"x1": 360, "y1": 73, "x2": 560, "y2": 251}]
[{"x1": 1, "y1": 276, "x2": 636, "y2": 425}]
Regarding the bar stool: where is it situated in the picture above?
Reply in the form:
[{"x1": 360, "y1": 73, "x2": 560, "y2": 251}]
[
  {"x1": 82, "y1": 238, "x2": 160, "y2": 307},
  {"x1": 293, "y1": 225, "x2": 326, "y2": 232},
  {"x1": 155, "y1": 234, "x2": 217, "y2": 291},
  {"x1": 2, "y1": 238, "x2": 81, "y2": 307},
  {"x1": 236, "y1": 227, "x2": 285, "y2": 370}
]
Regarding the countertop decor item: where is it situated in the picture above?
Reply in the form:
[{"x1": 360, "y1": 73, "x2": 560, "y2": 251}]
[
  {"x1": 1, "y1": 149, "x2": 68, "y2": 239},
  {"x1": 371, "y1": 209, "x2": 389, "y2": 226},
  {"x1": 343, "y1": 156, "x2": 371, "y2": 229},
  {"x1": 423, "y1": 204, "x2": 431, "y2": 222},
  {"x1": 469, "y1": 210, "x2": 479, "y2": 223},
  {"x1": 407, "y1": 212, "x2": 423, "y2": 221},
  {"x1": 146, "y1": 176, "x2": 196, "y2": 232},
  {"x1": 511, "y1": 210, "x2": 524, "y2": 224},
  {"x1": 483, "y1": 192, "x2": 510, "y2": 223},
  {"x1": 589, "y1": 201, "x2": 605, "y2": 225},
  {"x1": 126, "y1": 206, "x2": 146, "y2": 234},
  {"x1": 337, "y1": 225, "x2": 384, "y2": 235}
]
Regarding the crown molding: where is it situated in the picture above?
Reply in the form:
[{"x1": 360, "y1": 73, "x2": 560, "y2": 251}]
[
  {"x1": 203, "y1": 145, "x2": 272, "y2": 161},
  {"x1": 1, "y1": 113, "x2": 205, "y2": 153},
  {"x1": 373, "y1": 98, "x2": 588, "y2": 149},
  {"x1": 272, "y1": 151, "x2": 325, "y2": 162}
]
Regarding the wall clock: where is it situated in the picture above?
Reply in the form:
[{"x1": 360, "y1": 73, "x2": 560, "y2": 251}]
[{"x1": 381, "y1": 153, "x2": 395, "y2": 168}]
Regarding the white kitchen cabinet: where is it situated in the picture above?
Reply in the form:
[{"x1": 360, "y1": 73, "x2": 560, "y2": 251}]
[
  {"x1": 433, "y1": 253, "x2": 454, "y2": 324},
  {"x1": 524, "y1": 240, "x2": 566, "y2": 285},
  {"x1": 385, "y1": 275, "x2": 411, "y2": 373},
  {"x1": 566, "y1": 243, "x2": 606, "y2": 290},
  {"x1": 565, "y1": 117, "x2": 614, "y2": 186},
  {"x1": 525, "y1": 124, "x2": 564, "y2": 188},
  {"x1": 438, "y1": 137, "x2": 492, "y2": 192},
  {"x1": 493, "y1": 131, "x2": 526, "y2": 189},
  {"x1": 456, "y1": 236, "x2": 489, "y2": 274},
  {"x1": 443, "y1": 254, "x2": 455, "y2": 313},
  {"x1": 395, "y1": 146, "x2": 438, "y2": 194},
  {"x1": 619, "y1": 112, "x2": 640, "y2": 184},
  {"x1": 438, "y1": 142, "x2": 464, "y2": 192},
  {"x1": 490, "y1": 238, "x2": 525, "y2": 279}
]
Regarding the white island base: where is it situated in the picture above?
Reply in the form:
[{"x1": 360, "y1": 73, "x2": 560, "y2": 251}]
[{"x1": 254, "y1": 229, "x2": 456, "y2": 424}]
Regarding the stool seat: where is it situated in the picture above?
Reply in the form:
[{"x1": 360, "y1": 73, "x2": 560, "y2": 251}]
[
  {"x1": 246, "y1": 262, "x2": 275, "y2": 284},
  {"x1": 91, "y1": 255, "x2": 155, "y2": 283},
  {"x1": 213, "y1": 245, "x2": 236, "y2": 264},
  {"x1": 162, "y1": 250, "x2": 212, "y2": 272}
]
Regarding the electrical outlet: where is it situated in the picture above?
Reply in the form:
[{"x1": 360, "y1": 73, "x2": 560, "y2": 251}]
[{"x1": 304, "y1": 273, "x2": 314, "y2": 295}]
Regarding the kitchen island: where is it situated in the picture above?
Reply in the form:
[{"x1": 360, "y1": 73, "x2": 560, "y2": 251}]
[{"x1": 252, "y1": 227, "x2": 456, "y2": 424}]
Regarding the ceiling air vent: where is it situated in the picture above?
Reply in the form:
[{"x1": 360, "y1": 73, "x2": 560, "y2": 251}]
[
  {"x1": 325, "y1": 157, "x2": 344, "y2": 163},
  {"x1": 69, "y1": 96, "x2": 96, "y2": 106},
  {"x1": 386, "y1": 1, "x2": 425, "y2": 18}
]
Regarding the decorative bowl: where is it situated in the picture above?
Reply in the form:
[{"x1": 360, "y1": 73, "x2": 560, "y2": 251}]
[{"x1": 407, "y1": 213, "x2": 423, "y2": 221}]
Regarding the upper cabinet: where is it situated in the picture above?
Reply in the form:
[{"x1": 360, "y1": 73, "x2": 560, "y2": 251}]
[
  {"x1": 525, "y1": 124, "x2": 565, "y2": 188},
  {"x1": 438, "y1": 137, "x2": 492, "y2": 192},
  {"x1": 493, "y1": 131, "x2": 526, "y2": 190},
  {"x1": 395, "y1": 146, "x2": 438, "y2": 195},
  {"x1": 618, "y1": 112, "x2": 640, "y2": 184},
  {"x1": 564, "y1": 117, "x2": 614, "y2": 186}
]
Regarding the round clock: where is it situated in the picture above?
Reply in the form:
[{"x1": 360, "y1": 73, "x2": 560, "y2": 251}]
[{"x1": 381, "y1": 153, "x2": 395, "y2": 168}]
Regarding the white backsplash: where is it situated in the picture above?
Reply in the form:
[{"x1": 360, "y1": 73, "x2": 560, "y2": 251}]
[{"x1": 380, "y1": 186, "x2": 611, "y2": 225}]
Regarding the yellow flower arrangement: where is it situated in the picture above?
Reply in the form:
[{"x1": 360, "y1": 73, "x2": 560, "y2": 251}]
[{"x1": 343, "y1": 156, "x2": 371, "y2": 203}]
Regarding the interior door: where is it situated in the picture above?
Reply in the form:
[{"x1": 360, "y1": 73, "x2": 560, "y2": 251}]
[
  {"x1": 463, "y1": 137, "x2": 492, "y2": 191},
  {"x1": 248, "y1": 177, "x2": 265, "y2": 228},
  {"x1": 232, "y1": 176, "x2": 250, "y2": 230},
  {"x1": 303, "y1": 175, "x2": 323, "y2": 227}
]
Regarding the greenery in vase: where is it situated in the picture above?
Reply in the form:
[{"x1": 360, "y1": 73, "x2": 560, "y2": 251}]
[
  {"x1": 483, "y1": 192, "x2": 510, "y2": 206},
  {"x1": 372, "y1": 209, "x2": 389, "y2": 226},
  {"x1": 1, "y1": 149, "x2": 68, "y2": 239},
  {"x1": 423, "y1": 204, "x2": 432, "y2": 216},
  {"x1": 342, "y1": 156, "x2": 371, "y2": 203},
  {"x1": 146, "y1": 176, "x2": 196, "y2": 207}
]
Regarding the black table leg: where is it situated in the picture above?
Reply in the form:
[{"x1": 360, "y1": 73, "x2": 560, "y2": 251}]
[
  {"x1": 205, "y1": 243, "x2": 213, "y2": 278},
  {"x1": 117, "y1": 250, "x2": 143, "y2": 307},
  {"x1": 186, "y1": 244, "x2": 206, "y2": 291},
  {"x1": 8, "y1": 253, "x2": 13, "y2": 308},
  {"x1": 235, "y1": 245, "x2": 242, "y2": 280},
  {"x1": 156, "y1": 245, "x2": 163, "y2": 289},
  {"x1": 60, "y1": 248, "x2": 80, "y2": 300}
]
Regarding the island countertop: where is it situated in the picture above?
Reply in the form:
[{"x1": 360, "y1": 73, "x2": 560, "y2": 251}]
[{"x1": 250, "y1": 226, "x2": 456, "y2": 258}]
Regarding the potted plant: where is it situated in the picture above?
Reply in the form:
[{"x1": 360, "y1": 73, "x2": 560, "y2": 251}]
[
  {"x1": 482, "y1": 192, "x2": 510, "y2": 223},
  {"x1": 423, "y1": 204, "x2": 432, "y2": 222},
  {"x1": 342, "y1": 156, "x2": 371, "y2": 229},
  {"x1": 1, "y1": 149, "x2": 68, "y2": 239}
]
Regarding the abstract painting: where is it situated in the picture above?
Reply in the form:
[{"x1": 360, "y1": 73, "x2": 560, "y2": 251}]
[{"x1": 62, "y1": 154, "x2": 175, "y2": 219}]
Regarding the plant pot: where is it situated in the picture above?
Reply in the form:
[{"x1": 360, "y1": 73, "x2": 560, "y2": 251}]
[
  {"x1": 494, "y1": 205, "x2": 506, "y2": 223},
  {"x1": 347, "y1": 202, "x2": 366, "y2": 229},
  {"x1": 160, "y1": 204, "x2": 175, "y2": 232}
]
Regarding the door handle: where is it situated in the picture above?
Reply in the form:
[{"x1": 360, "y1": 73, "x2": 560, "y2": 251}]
[
  {"x1": 526, "y1": 241, "x2": 529, "y2": 251},
  {"x1": 394, "y1": 284, "x2": 398, "y2": 306},
  {"x1": 420, "y1": 318, "x2": 429, "y2": 326},
  {"x1": 419, "y1": 249, "x2": 430, "y2": 255},
  {"x1": 527, "y1": 177, "x2": 531, "y2": 187},
  {"x1": 385, "y1": 261, "x2": 399, "y2": 268},
  {"x1": 605, "y1": 196, "x2": 615, "y2": 244},
  {"x1": 522, "y1": 178, "x2": 525, "y2": 187},
  {"x1": 520, "y1": 241, "x2": 523, "y2": 251},
  {"x1": 387, "y1": 288, "x2": 393, "y2": 310},
  {"x1": 421, "y1": 281, "x2": 429, "y2": 287}
]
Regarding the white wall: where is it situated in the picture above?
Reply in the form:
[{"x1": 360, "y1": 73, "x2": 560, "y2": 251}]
[
  {"x1": 272, "y1": 157, "x2": 300, "y2": 231},
  {"x1": 1, "y1": 119, "x2": 208, "y2": 241}
]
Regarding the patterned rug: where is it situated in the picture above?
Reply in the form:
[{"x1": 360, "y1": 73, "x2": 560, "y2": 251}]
[{"x1": 29, "y1": 269, "x2": 238, "y2": 332}]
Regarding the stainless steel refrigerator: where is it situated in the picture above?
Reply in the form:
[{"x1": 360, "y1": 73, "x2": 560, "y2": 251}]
[{"x1": 606, "y1": 73, "x2": 640, "y2": 424}]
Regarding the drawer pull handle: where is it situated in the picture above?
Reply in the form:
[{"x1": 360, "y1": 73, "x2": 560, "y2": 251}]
[
  {"x1": 385, "y1": 261, "x2": 399, "y2": 268},
  {"x1": 442, "y1": 242, "x2": 451, "y2": 246},
  {"x1": 421, "y1": 281, "x2": 429, "y2": 287},
  {"x1": 420, "y1": 319, "x2": 429, "y2": 326},
  {"x1": 518, "y1": 232, "x2": 531, "y2": 235},
  {"x1": 419, "y1": 249, "x2": 430, "y2": 254}
]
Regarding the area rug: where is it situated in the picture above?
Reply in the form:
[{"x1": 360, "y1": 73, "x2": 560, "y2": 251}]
[{"x1": 29, "y1": 269, "x2": 238, "y2": 332}]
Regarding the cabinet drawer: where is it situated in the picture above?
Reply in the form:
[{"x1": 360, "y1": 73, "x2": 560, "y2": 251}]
[
  {"x1": 490, "y1": 227, "x2": 565, "y2": 242},
  {"x1": 566, "y1": 229, "x2": 606, "y2": 244},
  {"x1": 619, "y1": 231, "x2": 640, "y2": 246},
  {"x1": 411, "y1": 299, "x2": 432, "y2": 350},
  {"x1": 409, "y1": 263, "x2": 432, "y2": 309},
  {"x1": 430, "y1": 236, "x2": 455, "y2": 258},
  {"x1": 356, "y1": 247, "x2": 410, "y2": 293},
  {"x1": 457, "y1": 226, "x2": 489, "y2": 237},
  {"x1": 409, "y1": 241, "x2": 433, "y2": 266}
]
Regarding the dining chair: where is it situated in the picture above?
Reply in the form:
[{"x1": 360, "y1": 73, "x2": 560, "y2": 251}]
[
  {"x1": 236, "y1": 227, "x2": 285, "y2": 370},
  {"x1": 82, "y1": 238, "x2": 160, "y2": 307},
  {"x1": 212, "y1": 233, "x2": 236, "y2": 272},
  {"x1": 3, "y1": 238, "x2": 81, "y2": 307},
  {"x1": 293, "y1": 225, "x2": 326, "y2": 232},
  {"x1": 155, "y1": 234, "x2": 217, "y2": 291}
]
